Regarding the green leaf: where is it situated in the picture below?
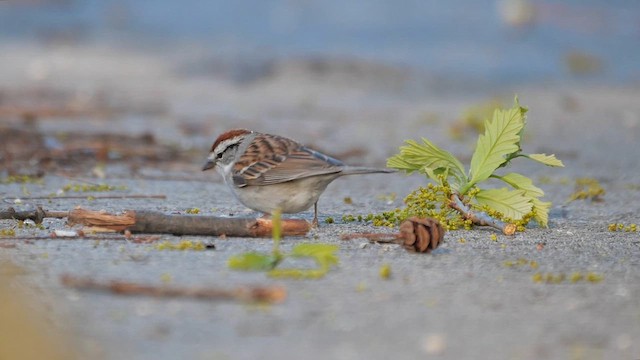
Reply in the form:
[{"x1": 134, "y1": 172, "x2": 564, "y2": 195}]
[
  {"x1": 531, "y1": 198, "x2": 551, "y2": 227},
  {"x1": 467, "y1": 98, "x2": 527, "y2": 191},
  {"x1": 387, "y1": 138, "x2": 467, "y2": 189},
  {"x1": 494, "y1": 173, "x2": 544, "y2": 197},
  {"x1": 475, "y1": 188, "x2": 533, "y2": 220},
  {"x1": 265, "y1": 244, "x2": 339, "y2": 279},
  {"x1": 386, "y1": 154, "x2": 416, "y2": 172},
  {"x1": 228, "y1": 252, "x2": 281, "y2": 271},
  {"x1": 526, "y1": 153, "x2": 564, "y2": 167},
  {"x1": 291, "y1": 243, "x2": 339, "y2": 269},
  {"x1": 494, "y1": 173, "x2": 550, "y2": 227}
]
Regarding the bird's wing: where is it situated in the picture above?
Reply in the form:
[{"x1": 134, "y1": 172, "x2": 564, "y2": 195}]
[{"x1": 232, "y1": 133, "x2": 344, "y2": 187}]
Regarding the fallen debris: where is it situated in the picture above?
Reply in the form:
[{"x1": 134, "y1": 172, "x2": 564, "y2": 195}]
[
  {"x1": 67, "y1": 208, "x2": 311, "y2": 237},
  {"x1": 0, "y1": 206, "x2": 311, "y2": 237},
  {"x1": 60, "y1": 275, "x2": 287, "y2": 303},
  {"x1": 341, "y1": 217, "x2": 445, "y2": 253}
]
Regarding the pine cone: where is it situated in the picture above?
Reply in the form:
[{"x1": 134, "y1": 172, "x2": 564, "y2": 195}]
[{"x1": 399, "y1": 217, "x2": 445, "y2": 253}]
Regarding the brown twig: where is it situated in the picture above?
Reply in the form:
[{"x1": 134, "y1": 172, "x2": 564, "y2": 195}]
[
  {"x1": 449, "y1": 194, "x2": 516, "y2": 235},
  {"x1": 339, "y1": 233, "x2": 401, "y2": 243},
  {"x1": 0, "y1": 207, "x2": 311, "y2": 237},
  {"x1": 60, "y1": 275, "x2": 287, "y2": 304},
  {"x1": 67, "y1": 208, "x2": 311, "y2": 237},
  {"x1": 0, "y1": 207, "x2": 67, "y2": 223},
  {"x1": 0, "y1": 234, "x2": 126, "y2": 241}
]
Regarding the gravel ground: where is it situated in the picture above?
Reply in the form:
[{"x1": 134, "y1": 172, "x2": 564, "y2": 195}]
[{"x1": 1, "y1": 44, "x2": 640, "y2": 360}]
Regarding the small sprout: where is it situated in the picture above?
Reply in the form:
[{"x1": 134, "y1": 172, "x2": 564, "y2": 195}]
[
  {"x1": 0, "y1": 229, "x2": 16, "y2": 237},
  {"x1": 343, "y1": 197, "x2": 353, "y2": 205},
  {"x1": 155, "y1": 240, "x2": 207, "y2": 251},
  {"x1": 324, "y1": 217, "x2": 334, "y2": 224},
  {"x1": 62, "y1": 183, "x2": 127, "y2": 193},
  {"x1": 449, "y1": 98, "x2": 504, "y2": 140},
  {"x1": 229, "y1": 242, "x2": 338, "y2": 279},
  {"x1": 608, "y1": 223, "x2": 637, "y2": 232},
  {"x1": 228, "y1": 253, "x2": 280, "y2": 271},
  {"x1": 379, "y1": 264, "x2": 391, "y2": 279},
  {"x1": 186, "y1": 208, "x2": 200, "y2": 214},
  {"x1": 458, "y1": 238, "x2": 466, "y2": 244},
  {"x1": 532, "y1": 272, "x2": 543, "y2": 283},
  {"x1": 160, "y1": 273, "x2": 172, "y2": 283},
  {"x1": 533, "y1": 271, "x2": 603, "y2": 284},
  {"x1": 272, "y1": 208, "x2": 282, "y2": 253},
  {"x1": 503, "y1": 258, "x2": 538, "y2": 269},
  {"x1": 586, "y1": 272, "x2": 604, "y2": 283},
  {"x1": 490, "y1": 233, "x2": 498, "y2": 241},
  {"x1": 568, "y1": 178, "x2": 605, "y2": 202},
  {"x1": 570, "y1": 272, "x2": 584, "y2": 283},
  {"x1": 565, "y1": 50, "x2": 603, "y2": 76},
  {"x1": 342, "y1": 214, "x2": 357, "y2": 223},
  {"x1": 0, "y1": 175, "x2": 42, "y2": 184}
]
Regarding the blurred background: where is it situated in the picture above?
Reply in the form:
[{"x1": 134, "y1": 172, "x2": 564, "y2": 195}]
[
  {"x1": 1, "y1": 0, "x2": 639, "y2": 87},
  {"x1": 2, "y1": 2, "x2": 640, "y2": 359},
  {"x1": 1, "y1": 0, "x2": 639, "y2": 186}
]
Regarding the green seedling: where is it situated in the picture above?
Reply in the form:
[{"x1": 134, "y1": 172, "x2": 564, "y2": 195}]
[
  {"x1": 385, "y1": 97, "x2": 564, "y2": 234},
  {"x1": 228, "y1": 209, "x2": 339, "y2": 279}
]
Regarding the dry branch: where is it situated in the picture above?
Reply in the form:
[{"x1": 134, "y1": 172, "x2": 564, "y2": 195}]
[
  {"x1": 67, "y1": 208, "x2": 311, "y2": 237},
  {"x1": 60, "y1": 275, "x2": 287, "y2": 304},
  {"x1": 449, "y1": 194, "x2": 516, "y2": 235},
  {"x1": 0, "y1": 207, "x2": 67, "y2": 223},
  {"x1": 1, "y1": 207, "x2": 311, "y2": 237}
]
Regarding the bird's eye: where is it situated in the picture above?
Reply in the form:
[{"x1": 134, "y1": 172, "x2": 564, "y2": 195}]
[{"x1": 216, "y1": 152, "x2": 223, "y2": 159}]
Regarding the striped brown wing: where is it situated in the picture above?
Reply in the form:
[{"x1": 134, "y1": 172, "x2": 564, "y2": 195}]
[{"x1": 232, "y1": 133, "x2": 344, "y2": 187}]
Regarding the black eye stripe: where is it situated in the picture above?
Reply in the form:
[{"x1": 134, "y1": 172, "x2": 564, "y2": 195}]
[{"x1": 216, "y1": 143, "x2": 239, "y2": 159}]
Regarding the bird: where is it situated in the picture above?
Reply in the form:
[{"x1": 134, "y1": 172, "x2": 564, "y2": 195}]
[{"x1": 202, "y1": 129, "x2": 395, "y2": 226}]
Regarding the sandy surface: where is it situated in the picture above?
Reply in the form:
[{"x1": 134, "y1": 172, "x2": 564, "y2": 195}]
[{"x1": 1, "y1": 43, "x2": 640, "y2": 360}]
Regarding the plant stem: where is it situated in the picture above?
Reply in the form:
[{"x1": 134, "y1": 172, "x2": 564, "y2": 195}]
[
  {"x1": 340, "y1": 233, "x2": 401, "y2": 243},
  {"x1": 449, "y1": 194, "x2": 516, "y2": 235}
]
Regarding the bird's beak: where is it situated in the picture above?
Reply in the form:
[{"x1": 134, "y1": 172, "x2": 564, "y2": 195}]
[{"x1": 202, "y1": 159, "x2": 215, "y2": 171}]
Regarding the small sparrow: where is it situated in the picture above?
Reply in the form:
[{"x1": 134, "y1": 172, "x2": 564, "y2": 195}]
[{"x1": 202, "y1": 129, "x2": 394, "y2": 225}]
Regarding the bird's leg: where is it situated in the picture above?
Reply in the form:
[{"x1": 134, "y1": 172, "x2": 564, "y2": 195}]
[{"x1": 312, "y1": 202, "x2": 319, "y2": 228}]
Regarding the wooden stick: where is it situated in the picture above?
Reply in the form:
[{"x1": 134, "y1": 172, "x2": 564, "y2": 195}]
[
  {"x1": 67, "y1": 208, "x2": 311, "y2": 237},
  {"x1": 449, "y1": 194, "x2": 516, "y2": 235},
  {"x1": 0, "y1": 207, "x2": 311, "y2": 237},
  {"x1": 60, "y1": 275, "x2": 287, "y2": 304},
  {"x1": 0, "y1": 207, "x2": 67, "y2": 223}
]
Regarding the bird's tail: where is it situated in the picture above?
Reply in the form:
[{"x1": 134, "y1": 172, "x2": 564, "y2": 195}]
[{"x1": 341, "y1": 167, "x2": 397, "y2": 176}]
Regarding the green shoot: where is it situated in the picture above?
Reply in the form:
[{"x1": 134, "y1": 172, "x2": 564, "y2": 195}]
[
  {"x1": 228, "y1": 210, "x2": 338, "y2": 279},
  {"x1": 387, "y1": 96, "x2": 564, "y2": 233}
]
